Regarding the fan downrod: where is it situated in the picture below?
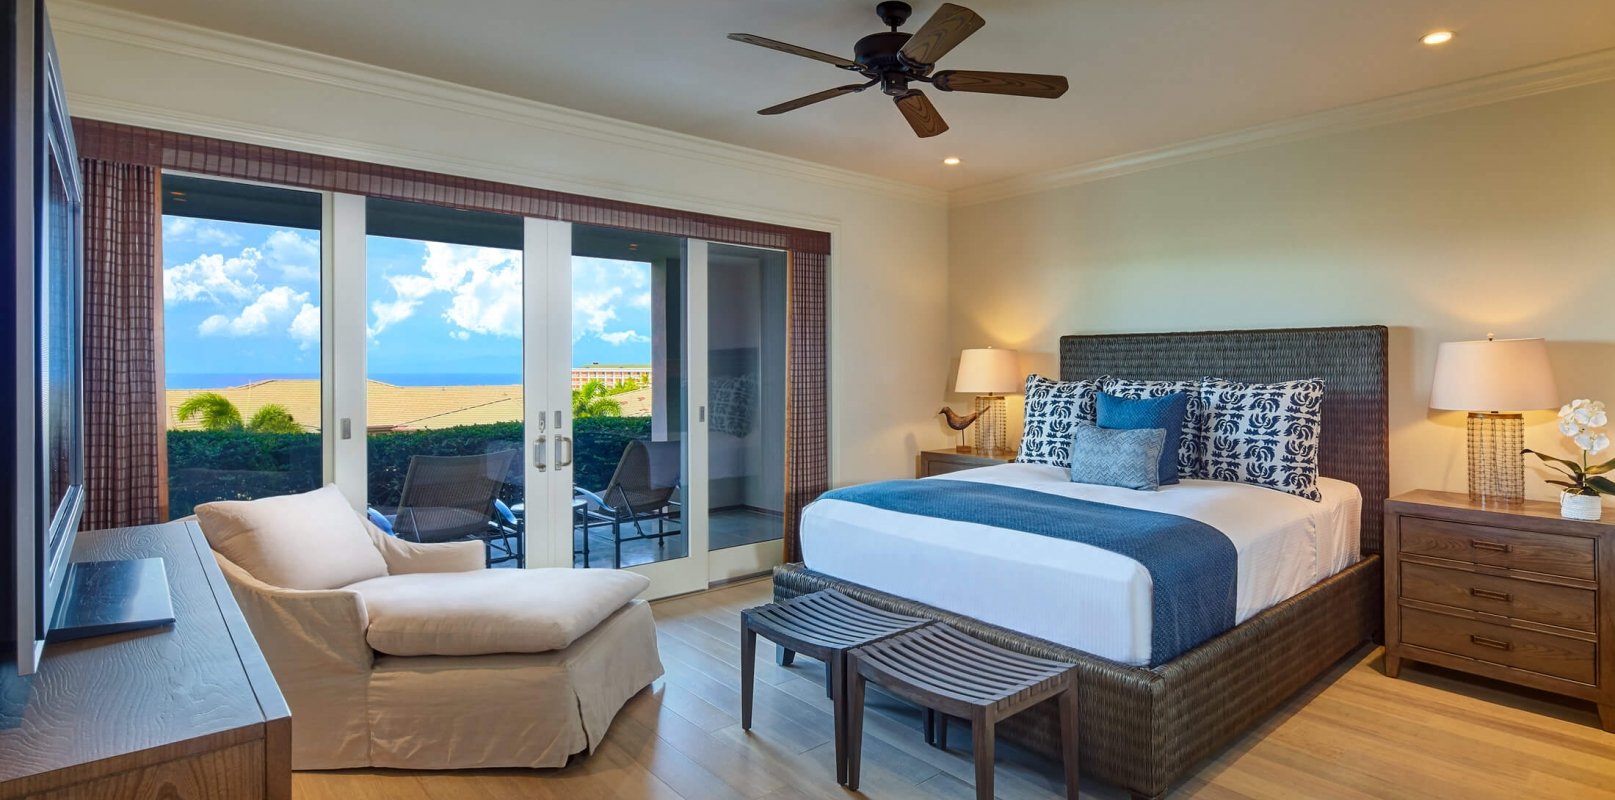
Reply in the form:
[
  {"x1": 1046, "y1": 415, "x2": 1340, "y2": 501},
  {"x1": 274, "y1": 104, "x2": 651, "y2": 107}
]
[{"x1": 875, "y1": 1, "x2": 912, "y2": 31}]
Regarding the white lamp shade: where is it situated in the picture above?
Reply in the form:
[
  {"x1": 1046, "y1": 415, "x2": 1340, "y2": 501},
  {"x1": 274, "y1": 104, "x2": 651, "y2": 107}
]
[
  {"x1": 1429, "y1": 338, "x2": 1559, "y2": 412},
  {"x1": 955, "y1": 348, "x2": 1023, "y2": 394}
]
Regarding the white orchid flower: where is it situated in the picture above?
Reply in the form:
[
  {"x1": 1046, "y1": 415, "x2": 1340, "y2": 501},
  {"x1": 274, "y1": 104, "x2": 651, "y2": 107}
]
[
  {"x1": 1592, "y1": 433, "x2": 1611, "y2": 456},
  {"x1": 1559, "y1": 403, "x2": 1576, "y2": 419},
  {"x1": 1560, "y1": 417, "x2": 1584, "y2": 436}
]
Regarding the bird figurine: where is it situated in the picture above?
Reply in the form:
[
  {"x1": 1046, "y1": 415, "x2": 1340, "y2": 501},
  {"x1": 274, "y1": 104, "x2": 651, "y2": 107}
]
[{"x1": 939, "y1": 406, "x2": 984, "y2": 450}]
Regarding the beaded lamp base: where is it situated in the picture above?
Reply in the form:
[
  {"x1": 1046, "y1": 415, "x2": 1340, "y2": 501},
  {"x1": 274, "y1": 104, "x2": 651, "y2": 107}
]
[
  {"x1": 1467, "y1": 412, "x2": 1525, "y2": 505},
  {"x1": 971, "y1": 395, "x2": 1010, "y2": 454}
]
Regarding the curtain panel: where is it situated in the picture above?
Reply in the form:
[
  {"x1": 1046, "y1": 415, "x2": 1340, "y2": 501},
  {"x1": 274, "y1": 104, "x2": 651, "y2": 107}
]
[
  {"x1": 80, "y1": 159, "x2": 163, "y2": 529},
  {"x1": 73, "y1": 118, "x2": 829, "y2": 557}
]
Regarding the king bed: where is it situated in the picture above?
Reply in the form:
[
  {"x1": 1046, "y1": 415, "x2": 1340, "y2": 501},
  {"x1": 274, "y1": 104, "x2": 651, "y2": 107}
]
[{"x1": 774, "y1": 325, "x2": 1389, "y2": 800}]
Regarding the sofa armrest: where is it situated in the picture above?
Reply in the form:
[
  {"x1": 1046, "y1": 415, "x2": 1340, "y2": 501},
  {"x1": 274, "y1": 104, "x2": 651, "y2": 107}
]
[
  {"x1": 214, "y1": 553, "x2": 374, "y2": 673},
  {"x1": 363, "y1": 520, "x2": 487, "y2": 574}
]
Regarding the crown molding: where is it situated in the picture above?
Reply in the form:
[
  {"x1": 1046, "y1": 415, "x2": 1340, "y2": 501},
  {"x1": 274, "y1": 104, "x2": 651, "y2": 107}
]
[
  {"x1": 950, "y1": 46, "x2": 1615, "y2": 208},
  {"x1": 49, "y1": 0, "x2": 946, "y2": 209}
]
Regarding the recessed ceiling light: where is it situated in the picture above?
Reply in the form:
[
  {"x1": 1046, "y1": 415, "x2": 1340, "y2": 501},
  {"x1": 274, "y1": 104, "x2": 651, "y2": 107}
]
[
  {"x1": 1421, "y1": 30, "x2": 1455, "y2": 46},
  {"x1": 942, "y1": 156, "x2": 961, "y2": 166}
]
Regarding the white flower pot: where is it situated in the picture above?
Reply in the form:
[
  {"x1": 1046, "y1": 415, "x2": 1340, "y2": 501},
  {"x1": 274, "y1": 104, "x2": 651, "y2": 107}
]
[{"x1": 1561, "y1": 491, "x2": 1603, "y2": 522}]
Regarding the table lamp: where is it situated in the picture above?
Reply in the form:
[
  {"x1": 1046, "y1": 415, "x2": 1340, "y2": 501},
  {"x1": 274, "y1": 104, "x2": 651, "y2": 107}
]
[
  {"x1": 954, "y1": 348, "x2": 1022, "y2": 454},
  {"x1": 1429, "y1": 336, "x2": 1559, "y2": 504}
]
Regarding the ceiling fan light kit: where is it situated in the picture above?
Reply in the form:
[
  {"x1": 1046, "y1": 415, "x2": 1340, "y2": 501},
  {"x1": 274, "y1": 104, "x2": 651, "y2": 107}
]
[{"x1": 729, "y1": 2, "x2": 1069, "y2": 138}]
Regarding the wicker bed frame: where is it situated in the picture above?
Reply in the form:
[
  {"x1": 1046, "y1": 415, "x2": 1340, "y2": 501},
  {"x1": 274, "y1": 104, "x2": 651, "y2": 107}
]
[{"x1": 775, "y1": 325, "x2": 1389, "y2": 800}]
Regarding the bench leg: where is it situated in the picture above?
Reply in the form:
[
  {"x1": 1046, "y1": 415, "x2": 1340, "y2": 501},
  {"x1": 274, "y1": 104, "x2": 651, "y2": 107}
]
[
  {"x1": 1059, "y1": 686, "x2": 1081, "y2": 800},
  {"x1": 924, "y1": 707, "x2": 935, "y2": 745},
  {"x1": 938, "y1": 713, "x2": 948, "y2": 750},
  {"x1": 831, "y1": 654, "x2": 847, "y2": 785},
  {"x1": 740, "y1": 625, "x2": 756, "y2": 731},
  {"x1": 845, "y1": 666, "x2": 867, "y2": 790},
  {"x1": 776, "y1": 645, "x2": 795, "y2": 667},
  {"x1": 972, "y1": 715, "x2": 995, "y2": 800}
]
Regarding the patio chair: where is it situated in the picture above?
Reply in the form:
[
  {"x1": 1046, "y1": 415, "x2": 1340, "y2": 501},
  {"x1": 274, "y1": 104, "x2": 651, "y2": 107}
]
[
  {"x1": 373, "y1": 449, "x2": 521, "y2": 567},
  {"x1": 576, "y1": 440, "x2": 682, "y2": 569}
]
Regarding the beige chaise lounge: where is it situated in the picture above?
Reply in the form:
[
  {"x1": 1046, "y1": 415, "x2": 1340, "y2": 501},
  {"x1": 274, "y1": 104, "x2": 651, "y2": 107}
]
[{"x1": 196, "y1": 485, "x2": 664, "y2": 770}]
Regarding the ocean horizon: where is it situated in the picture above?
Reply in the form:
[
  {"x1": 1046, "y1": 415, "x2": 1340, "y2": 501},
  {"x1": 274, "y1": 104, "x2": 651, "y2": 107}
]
[{"x1": 168, "y1": 372, "x2": 524, "y2": 389}]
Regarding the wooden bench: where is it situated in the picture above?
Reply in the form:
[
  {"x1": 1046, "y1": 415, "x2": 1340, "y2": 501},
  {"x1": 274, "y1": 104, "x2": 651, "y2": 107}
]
[
  {"x1": 739, "y1": 589, "x2": 930, "y2": 784},
  {"x1": 846, "y1": 624, "x2": 1080, "y2": 800}
]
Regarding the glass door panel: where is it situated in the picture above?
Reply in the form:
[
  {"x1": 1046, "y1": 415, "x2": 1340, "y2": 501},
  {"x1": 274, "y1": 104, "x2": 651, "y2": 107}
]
[
  {"x1": 568, "y1": 225, "x2": 693, "y2": 580},
  {"x1": 159, "y1": 174, "x2": 325, "y2": 518},
  {"x1": 362, "y1": 198, "x2": 526, "y2": 566},
  {"x1": 705, "y1": 243, "x2": 789, "y2": 581}
]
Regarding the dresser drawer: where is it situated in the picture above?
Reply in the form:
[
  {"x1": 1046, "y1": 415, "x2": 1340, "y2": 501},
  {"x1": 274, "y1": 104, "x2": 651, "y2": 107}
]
[
  {"x1": 1400, "y1": 606, "x2": 1596, "y2": 685},
  {"x1": 1399, "y1": 516, "x2": 1595, "y2": 580},
  {"x1": 1400, "y1": 562, "x2": 1596, "y2": 632}
]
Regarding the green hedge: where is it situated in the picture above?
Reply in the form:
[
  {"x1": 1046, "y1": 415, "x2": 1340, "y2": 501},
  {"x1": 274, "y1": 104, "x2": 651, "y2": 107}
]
[{"x1": 167, "y1": 416, "x2": 653, "y2": 519}]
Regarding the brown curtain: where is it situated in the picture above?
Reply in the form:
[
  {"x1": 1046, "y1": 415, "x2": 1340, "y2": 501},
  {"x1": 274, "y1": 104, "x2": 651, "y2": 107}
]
[
  {"x1": 80, "y1": 159, "x2": 163, "y2": 529},
  {"x1": 72, "y1": 118, "x2": 830, "y2": 557}
]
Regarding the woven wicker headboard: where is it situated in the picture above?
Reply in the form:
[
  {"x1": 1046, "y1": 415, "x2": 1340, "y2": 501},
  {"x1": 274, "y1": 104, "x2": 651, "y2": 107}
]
[{"x1": 1060, "y1": 325, "x2": 1389, "y2": 554}]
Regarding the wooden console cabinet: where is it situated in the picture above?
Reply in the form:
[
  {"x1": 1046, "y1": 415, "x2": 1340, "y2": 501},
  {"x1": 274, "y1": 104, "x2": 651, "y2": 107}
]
[
  {"x1": 0, "y1": 521, "x2": 291, "y2": 799},
  {"x1": 1384, "y1": 490, "x2": 1615, "y2": 731}
]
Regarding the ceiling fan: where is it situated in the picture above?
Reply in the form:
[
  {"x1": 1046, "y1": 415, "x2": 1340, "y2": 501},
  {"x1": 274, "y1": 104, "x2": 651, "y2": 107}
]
[{"x1": 728, "y1": 1, "x2": 1068, "y2": 138}]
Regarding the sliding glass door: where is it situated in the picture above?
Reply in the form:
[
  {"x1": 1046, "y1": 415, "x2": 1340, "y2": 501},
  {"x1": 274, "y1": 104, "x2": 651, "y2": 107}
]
[{"x1": 160, "y1": 180, "x2": 787, "y2": 597}]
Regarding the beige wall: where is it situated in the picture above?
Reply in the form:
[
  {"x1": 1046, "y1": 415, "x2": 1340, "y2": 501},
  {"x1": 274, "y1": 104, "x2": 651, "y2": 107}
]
[
  {"x1": 949, "y1": 80, "x2": 1615, "y2": 506},
  {"x1": 53, "y1": 5, "x2": 950, "y2": 488}
]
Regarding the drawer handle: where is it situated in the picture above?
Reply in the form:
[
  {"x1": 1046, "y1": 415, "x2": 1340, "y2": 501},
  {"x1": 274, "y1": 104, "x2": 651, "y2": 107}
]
[
  {"x1": 1469, "y1": 634, "x2": 1513, "y2": 651},
  {"x1": 1469, "y1": 587, "x2": 1512, "y2": 602},
  {"x1": 1470, "y1": 539, "x2": 1512, "y2": 553}
]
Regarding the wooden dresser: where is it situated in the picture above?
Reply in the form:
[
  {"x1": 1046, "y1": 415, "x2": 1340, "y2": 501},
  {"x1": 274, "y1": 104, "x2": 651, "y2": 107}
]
[
  {"x1": 1384, "y1": 490, "x2": 1615, "y2": 730},
  {"x1": 917, "y1": 446, "x2": 1016, "y2": 477},
  {"x1": 0, "y1": 521, "x2": 291, "y2": 799}
]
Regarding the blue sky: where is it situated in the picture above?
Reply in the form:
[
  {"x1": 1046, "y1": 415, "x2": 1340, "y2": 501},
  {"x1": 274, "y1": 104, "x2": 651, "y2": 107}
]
[{"x1": 162, "y1": 216, "x2": 654, "y2": 388}]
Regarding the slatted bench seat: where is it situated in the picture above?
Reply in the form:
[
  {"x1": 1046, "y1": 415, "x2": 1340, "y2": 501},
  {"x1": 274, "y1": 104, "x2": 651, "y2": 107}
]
[
  {"x1": 846, "y1": 623, "x2": 1081, "y2": 800},
  {"x1": 740, "y1": 589, "x2": 931, "y2": 784}
]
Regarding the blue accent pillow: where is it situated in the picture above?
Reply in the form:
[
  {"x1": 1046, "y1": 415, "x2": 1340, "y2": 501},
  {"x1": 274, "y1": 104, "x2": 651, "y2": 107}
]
[
  {"x1": 1096, "y1": 390, "x2": 1189, "y2": 485},
  {"x1": 1069, "y1": 422, "x2": 1167, "y2": 491}
]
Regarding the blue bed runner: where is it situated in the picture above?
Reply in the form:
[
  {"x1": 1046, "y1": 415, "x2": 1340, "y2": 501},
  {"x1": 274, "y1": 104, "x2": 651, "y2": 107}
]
[{"x1": 818, "y1": 479, "x2": 1237, "y2": 666}]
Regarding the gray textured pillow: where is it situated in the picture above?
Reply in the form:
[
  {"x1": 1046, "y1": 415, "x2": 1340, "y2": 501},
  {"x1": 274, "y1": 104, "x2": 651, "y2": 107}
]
[{"x1": 1068, "y1": 423, "x2": 1167, "y2": 491}]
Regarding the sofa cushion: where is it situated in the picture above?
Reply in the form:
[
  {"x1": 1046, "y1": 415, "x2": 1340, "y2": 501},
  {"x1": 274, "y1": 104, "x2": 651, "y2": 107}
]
[
  {"x1": 347, "y1": 568, "x2": 651, "y2": 656},
  {"x1": 196, "y1": 485, "x2": 390, "y2": 591}
]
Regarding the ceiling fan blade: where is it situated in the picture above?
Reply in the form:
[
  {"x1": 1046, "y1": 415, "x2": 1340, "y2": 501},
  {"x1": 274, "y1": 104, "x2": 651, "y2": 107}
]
[
  {"x1": 893, "y1": 90, "x2": 949, "y2": 138},
  {"x1": 931, "y1": 70, "x2": 1069, "y2": 98},
  {"x1": 898, "y1": 3, "x2": 985, "y2": 66},
  {"x1": 758, "y1": 82, "x2": 875, "y2": 115},
  {"x1": 727, "y1": 33, "x2": 858, "y2": 69}
]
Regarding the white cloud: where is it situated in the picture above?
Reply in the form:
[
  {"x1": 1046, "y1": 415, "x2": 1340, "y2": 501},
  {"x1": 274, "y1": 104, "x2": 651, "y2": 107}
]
[
  {"x1": 572, "y1": 287, "x2": 623, "y2": 340},
  {"x1": 263, "y1": 229, "x2": 320, "y2": 283},
  {"x1": 599, "y1": 330, "x2": 649, "y2": 346},
  {"x1": 288, "y1": 303, "x2": 320, "y2": 350},
  {"x1": 449, "y1": 330, "x2": 470, "y2": 341},
  {"x1": 165, "y1": 248, "x2": 263, "y2": 303},
  {"x1": 368, "y1": 242, "x2": 522, "y2": 339},
  {"x1": 629, "y1": 291, "x2": 652, "y2": 309},
  {"x1": 199, "y1": 285, "x2": 308, "y2": 337}
]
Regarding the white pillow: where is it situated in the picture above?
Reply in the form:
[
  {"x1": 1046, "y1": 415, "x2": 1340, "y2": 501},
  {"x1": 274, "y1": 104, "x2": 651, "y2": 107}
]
[{"x1": 196, "y1": 485, "x2": 390, "y2": 590}]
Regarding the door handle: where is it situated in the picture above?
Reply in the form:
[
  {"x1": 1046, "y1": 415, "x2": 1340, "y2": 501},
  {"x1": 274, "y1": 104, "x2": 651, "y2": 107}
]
[
  {"x1": 533, "y1": 435, "x2": 548, "y2": 472},
  {"x1": 555, "y1": 434, "x2": 574, "y2": 469},
  {"x1": 1469, "y1": 634, "x2": 1512, "y2": 651}
]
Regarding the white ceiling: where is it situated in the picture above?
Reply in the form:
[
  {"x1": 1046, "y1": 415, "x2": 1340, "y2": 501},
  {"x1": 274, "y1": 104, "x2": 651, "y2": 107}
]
[{"x1": 79, "y1": 0, "x2": 1615, "y2": 190}]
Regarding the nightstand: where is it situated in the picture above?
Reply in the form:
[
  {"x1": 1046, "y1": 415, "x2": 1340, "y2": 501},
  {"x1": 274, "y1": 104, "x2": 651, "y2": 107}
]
[
  {"x1": 918, "y1": 446, "x2": 1015, "y2": 478},
  {"x1": 1384, "y1": 489, "x2": 1615, "y2": 731}
]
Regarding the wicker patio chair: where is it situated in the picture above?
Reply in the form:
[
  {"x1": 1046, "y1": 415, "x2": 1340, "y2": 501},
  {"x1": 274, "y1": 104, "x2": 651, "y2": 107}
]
[{"x1": 575, "y1": 440, "x2": 682, "y2": 569}]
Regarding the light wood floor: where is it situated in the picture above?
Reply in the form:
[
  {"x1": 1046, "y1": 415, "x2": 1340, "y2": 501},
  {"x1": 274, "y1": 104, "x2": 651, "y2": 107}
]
[{"x1": 295, "y1": 578, "x2": 1615, "y2": 800}]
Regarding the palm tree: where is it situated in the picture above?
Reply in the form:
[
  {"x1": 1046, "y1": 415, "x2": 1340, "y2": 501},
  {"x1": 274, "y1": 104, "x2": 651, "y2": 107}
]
[
  {"x1": 246, "y1": 404, "x2": 303, "y2": 434},
  {"x1": 176, "y1": 391, "x2": 244, "y2": 431},
  {"x1": 572, "y1": 379, "x2": 623, "y2": 419}
]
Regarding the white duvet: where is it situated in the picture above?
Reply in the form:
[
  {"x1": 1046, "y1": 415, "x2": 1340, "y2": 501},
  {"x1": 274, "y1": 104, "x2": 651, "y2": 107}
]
[{"x1": 799, "y1": 462, "x2": 1361, "y2": 666}]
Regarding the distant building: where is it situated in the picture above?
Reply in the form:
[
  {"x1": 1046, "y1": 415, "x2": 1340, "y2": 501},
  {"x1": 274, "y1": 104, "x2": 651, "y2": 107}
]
[{"x1": 570, "y1": 364, "x2": 652, "y2": 390}]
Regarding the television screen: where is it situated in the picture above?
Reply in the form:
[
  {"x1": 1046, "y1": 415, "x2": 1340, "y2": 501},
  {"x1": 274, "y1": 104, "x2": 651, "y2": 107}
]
[{"x1": 5, "y1": 0, "x2": 85, "y2": 675}]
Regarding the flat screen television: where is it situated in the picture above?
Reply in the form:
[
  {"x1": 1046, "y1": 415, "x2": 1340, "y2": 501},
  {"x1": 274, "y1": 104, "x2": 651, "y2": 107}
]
[{"x1": 5, "y1": 0, "x2": 87, "y2": 675}]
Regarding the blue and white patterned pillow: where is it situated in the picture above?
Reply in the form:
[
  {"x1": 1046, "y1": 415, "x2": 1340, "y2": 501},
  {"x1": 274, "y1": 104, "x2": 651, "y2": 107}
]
[
  {"x1": 1101, "y1": 378, "x2": 1207, "y2": 478},
  {"x1": 1017, "y1": 374, "x2": 1105, "y2": 468},
  {"x1": 1199, "y1": 378, "x2": 1325, "y2": 501}
]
